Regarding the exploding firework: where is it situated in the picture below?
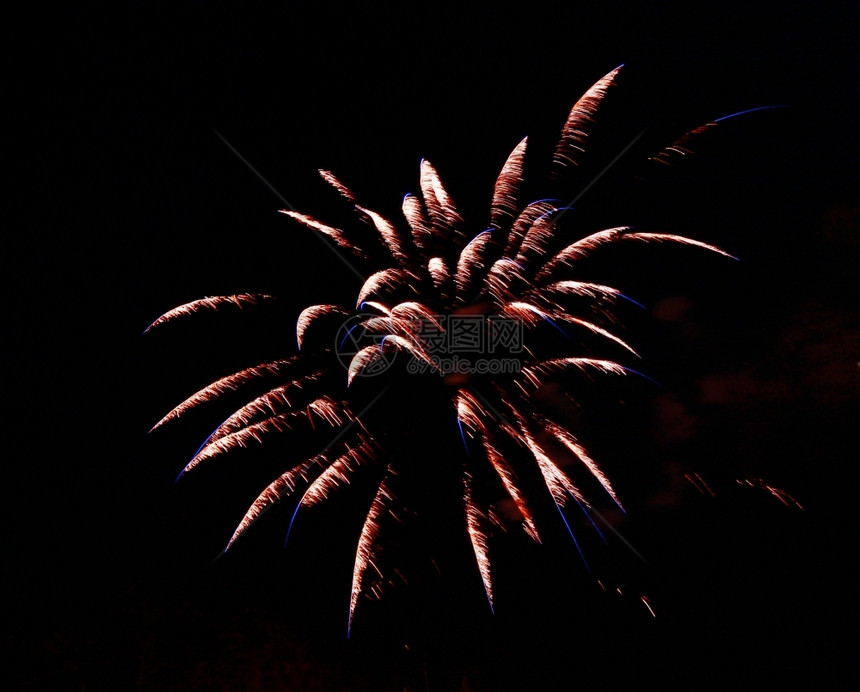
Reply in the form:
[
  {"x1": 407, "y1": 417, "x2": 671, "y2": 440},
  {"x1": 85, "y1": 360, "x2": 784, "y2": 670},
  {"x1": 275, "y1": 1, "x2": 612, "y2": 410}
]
[{"x1": 148, "y1": 66, "x2": 748, "y2": 633}]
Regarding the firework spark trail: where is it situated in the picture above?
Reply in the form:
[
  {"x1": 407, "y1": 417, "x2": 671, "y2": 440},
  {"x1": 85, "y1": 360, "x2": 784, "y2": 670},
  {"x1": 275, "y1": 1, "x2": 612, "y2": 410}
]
[
  {"x1": 463, "y1": 469, "x2": 495, "y2": 611},
  {"x1": 143, "y1": 294, "x2": 275, "y2": 333},
  {"x1": 318, "y1": 169, "x2": 358, "y2": 202},
  {"x1": 356, "y1": 205, "x2": 409, "y2": 265},
  {"x1": 470, "y1": 383, "x2": 649, "y2": 563},
  {"x1": 355, "y1": 269, "x2": 417, "y2": 308},
  {"x1": 348, "y1": 470, "x2": 395, "y2": 636},
  {"x1": 738, "y1": 478, "x2": 804, "y2": 509},
  {"x1": 200, "y1": 375, "x2": 326, "y2": 441},
  {"x1": 229, "y1": 388, "x2": 390, "y2": 558},
  {"x1": 455, "y1": 230, "x2": 494, "y2": 302},
  {"x1": 296, "y1": 305, "x2": 348, "y2": 348},
  {"x1": 279, "y1": 210, "x2": 368, "y2": 261},
  {"x1": 149, "y1": 358, "x2": 298, "y2": 431},
  {"x1": 490, "y1": 137, "x2": 528, "y2": 229},
  {"x1": 226, "y1": 447, "x2": 349, "y2": 551},
  {"x1": 401, "y1": 192, "x2": 433, "y2": 252},
  {"x1": 420, "y1": 158, "x2": 464, "y2": 244},
  {"x1": 545, "y1": 420, "x2": 624, "y2": 511},
  {"x1": 520, "y1": 357, "x2": 631, "y2": 388},
  {"x1": 455, "y1": 388, "x2": 542, "y2": 544},
  {"x1": 148, "y1": 66, "x2": 763, "y2": 631},
  {"x1": 552, "y1": 65, "x2": 623, "y2": 173},
  {"x1": 649, "y1": 105, "x2": 788, "y2": 169},
  {"x1": 298, "y1": 444, "x2": 367, "y2": 507},
  {"x1": 515, "y1": 207, "x2": 564, "y2": 262},
  {"x1": 501, "y1": 199, "x2": 559, "y2": 262},
  {"x1": 457, "y1": 384, "x2": 603, "y2": 570},
  {"x1": 481, "y1": 431, "x2": 542, "y2": 543},
  {"x1": 186, "y1": 373, "x2": 328, "y2": 462},
  {"x1": 180, "y1": 396, "x2": 348, "y2": 476},
  {"x1": 501, "y1": 302, "x2": 639, "y2": 357}
]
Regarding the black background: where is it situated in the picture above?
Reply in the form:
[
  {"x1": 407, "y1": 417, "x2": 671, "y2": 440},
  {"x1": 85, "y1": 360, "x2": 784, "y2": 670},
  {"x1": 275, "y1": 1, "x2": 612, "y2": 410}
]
[{"x1": 8, "y1": 2, "x2": 858, "y2": 690}]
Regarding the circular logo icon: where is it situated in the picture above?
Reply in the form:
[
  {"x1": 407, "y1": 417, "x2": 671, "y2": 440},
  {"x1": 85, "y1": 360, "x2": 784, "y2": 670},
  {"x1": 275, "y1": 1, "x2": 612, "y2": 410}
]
[{"x1": 334, "y1": 314, "x2": 398, "y2": 379}]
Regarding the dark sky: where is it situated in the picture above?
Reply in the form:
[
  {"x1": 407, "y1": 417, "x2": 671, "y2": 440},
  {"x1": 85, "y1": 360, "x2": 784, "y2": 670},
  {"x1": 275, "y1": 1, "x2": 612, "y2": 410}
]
[{"x1": 8, "y1": 2, "x2": 859, "y2": 690}]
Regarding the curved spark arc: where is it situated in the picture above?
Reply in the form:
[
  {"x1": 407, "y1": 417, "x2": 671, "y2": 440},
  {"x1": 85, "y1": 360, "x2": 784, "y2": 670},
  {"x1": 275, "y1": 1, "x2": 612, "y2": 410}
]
[
  {"x1": 143, "y1": 293, "x2": 275, "y2": 333},
  {"x1": 318, "y1": 168, "x2": 358, "y2": 202},
  {"x1": 348, "y1": 470, "x2": 395, "y2": 636},
  {"x1": 297, "y1": 305, "x2": 348, "y2": 349},
  {"x1": 188, "y1": 372, "x2": 327, "y2": 457},
  {"x1": 464, "y1": 469, "x2": 495, "y2": 612},
  {"x1": 355, "y1": 268, "x2": 417, "y2": 308},
  {"x1": 355, "y1": 205, "x2": 409, "y2": 265},
  {"x1": 278, "y1": 210, "x2": 368, "y2": 260},
  {"x1": 490, "y1": 136, "x2": 528, "y2": 230},
  {"x1": 455, "y1": 389, "x2": 542, "y2": 544},
  {"x1": 226, "y1": 453, "x2": 334, "y2": 551},
  {"x1": 148, "y1": 65, "x2": 755, "y2": 633},
  {"x1": 552, "y1": 65, "x2": 623, "y2": 173},
  {"x1": 149, "y1": 358, "x2": 298, "y2": 431},
  {"x1": 181, "y1": 395, "x2": 348, "y2": 476}
]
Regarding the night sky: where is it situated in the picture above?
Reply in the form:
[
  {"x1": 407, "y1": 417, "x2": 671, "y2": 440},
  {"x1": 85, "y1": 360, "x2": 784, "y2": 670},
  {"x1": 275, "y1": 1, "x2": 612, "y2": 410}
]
[{"x1": 8, "y1": 3, "x2": 859, "y2": 690}]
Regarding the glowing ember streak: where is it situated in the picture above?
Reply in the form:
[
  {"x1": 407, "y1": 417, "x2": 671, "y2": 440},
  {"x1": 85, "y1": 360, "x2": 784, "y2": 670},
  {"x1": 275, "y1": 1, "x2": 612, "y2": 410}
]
[
  {"x1": 297, "y1": 305, "x2": 347, "y2": 349},
  {"x1": 299, "y1": 437, "x2": 374, "y2": 507},
  {"x1": 537, "y1": 280, "x2": 624, "y2": 301},
  {"x1": 738, "y1": 478, "x2": 804, "y2": 509},
  {"x1": 356, "y1": 205, "x2": 407, "y2": 263},
  {"x1": 516, "y1": 207, "x2": 561, "y2": 259},
  {"x1": 149, "y1": 359, "x2": 296, "y2": 431},
  {"x1": 401, "y1": 193, "x2": 432, "y2": 250},
  {"x1": 389, "y1": 301, "x2": 443, "y2": 332},
  {"x1": 318, "y1": 168, "x2": 357, "y2": 202},
  {"x1": 182, "y1": 413, "x2": 297, "y2": 474},
  {"x1": 420, "y1": 158, "x2": 463, "y2": 240},
  {"x1": 455, "y1": 230, "x2": 493, "y2": 301},
  {"x1": 490, "y1": 137, "x2": 528, "y2": 229},
  {"x1": 464, "y1": 470, "x2": 494, "y2": 610},
  {"x1": 641, "y1": 595, "x2": 657, "y2": 617},
  {"x1": 546, "y1": 421, "x2": 624, "y2": 510},
  {"x1": 685, "y1": 472, "x2": 716, "y2": 497},
  {"x1": 349, "y1": 472, "x2": 394, "y2": 635},
  {"x1": 202, "y1": 374, "x2": 325, "y2": 445},
  {"x1": 427, "y1": 256, "x2": 450, "y2": 292},
  {"x1": 183, "y1": 397, "x2": 346, "y2": 474},
  {"x1": 552, "y1": 65, "x2": 622, "y2": 172},
  {"x1": 455, "y1": 390, "x2": 541, "y2": 542},
  {"x1": 502, "y1": 199, "x2": 559, "y2": 259},
  {"x1": 501, "y1": 302, "x2": 639, "y2": 356},
  {"x1": 521, "y1": 357, "x2": 630, "y2": 387},
  {"x1": 227, "y1": 452, "x2": 340, "y2": 550},
  {"x1": 279, "y1": 210, "x2": 367, "y2": 259},
  {"x1": 143, "y1": 293, "x2": 274, "y2": 333},
  {"x1": 355, "y1": 268, "x2": 414, "y2": 308}
]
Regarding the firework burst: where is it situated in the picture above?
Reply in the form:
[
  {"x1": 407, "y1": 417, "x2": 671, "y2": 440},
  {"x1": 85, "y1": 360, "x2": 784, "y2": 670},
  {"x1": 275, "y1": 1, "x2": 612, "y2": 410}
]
[{"x1": 148, "y1": 66, "x2": 746, "y2": 633}]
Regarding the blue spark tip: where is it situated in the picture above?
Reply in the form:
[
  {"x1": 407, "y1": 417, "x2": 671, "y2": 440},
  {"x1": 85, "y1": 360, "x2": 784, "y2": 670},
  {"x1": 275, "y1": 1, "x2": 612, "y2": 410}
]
[
  {"x1": 624, "y1": 366, "x2": 660, "y2": 387},
  {"x1": 713, "y1": 105, "x2": 789, "y2": 123},
  {"x1": 618, "y1": 293, "x2": 647, "y2": 309}
]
